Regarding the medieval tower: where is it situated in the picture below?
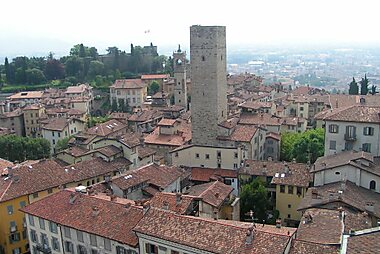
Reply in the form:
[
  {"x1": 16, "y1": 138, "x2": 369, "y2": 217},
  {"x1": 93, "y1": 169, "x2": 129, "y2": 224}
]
[
  {"x1": 190, "y1": 25, "x2": 228, "y2": 146},
  {"x1": 173, "y1": 45, "x2": 188, "y2": 109}
]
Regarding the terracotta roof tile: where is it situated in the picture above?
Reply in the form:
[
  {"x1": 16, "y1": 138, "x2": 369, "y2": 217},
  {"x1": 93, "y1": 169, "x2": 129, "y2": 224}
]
[
  {"x1": 86, "y1": 119, "x2": 127, "y2": 137},
  {"x1": 21, "y1": 189, "x2": 143, "y2": 247},
  {"x1": 111, "y1": 79, "x2": 146, "y2": 89},
  {"x1": 133, "y1": 208, "x2": 294, "y2": 254},
  {"x1": 347, "y1": 230, "x2": 380, "y2": 254},
  {"x1": 138, "y1": 147, "x2": 156, "y2": 159},
  {"x1": 186, "y1": 181, "x2": 233, "y2": 208},
  {"x1": 191, "y1": 168, "x2": 237, "y2": 182},
  {"x1": 150, "y1": 192, "x2": 193, "y2": 214},
  {"x1": 239, "y1": 113, "x2": 282, "y2": 126},
  {"x1": 141, "y1": 74, "x2": 169, "y2": 80},
  {"x1": 289, "y1": 240, "x2": 339, "y2": 254},
  {"x1": 323, "y1": 105, "x2": 380, "y2": 123}
]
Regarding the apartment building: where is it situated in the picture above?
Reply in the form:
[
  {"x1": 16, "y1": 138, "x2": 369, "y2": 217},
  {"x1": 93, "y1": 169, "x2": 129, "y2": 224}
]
[
  {"x1": 321, "y1": 105, "x2": 380, "y2": 156},
  {"x1": 110, "y1": 79, "x2": 148, "y2": 108},
  {"x1": 0, "y1": 158, "x2": 129, "y2": 254},
  {"x1": 22, "y1": 105, "x2": 45, "y2": 137},
  {"x1": 0, "y1": 109, "x2": 25, "y2": 136},
  {"x1": 21, "y1": 189, "x2": 142, "y2": 254}
]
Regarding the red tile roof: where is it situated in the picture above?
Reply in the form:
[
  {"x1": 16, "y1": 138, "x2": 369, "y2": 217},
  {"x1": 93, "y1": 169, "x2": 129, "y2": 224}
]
[
  {"x1": 0, "y1": 158, "x2": 128, "y2": 202},
  {"x1": 21, "y1": 189, "x2": 143, "y2": 247},
  {"x1": 157, "y1": 118, "x2": 176, "y2": 126},
  {"x1": 296, "y1": 208, "x2": 343, "y2": 244},
  {"x1": 239, "y1": 113, "x2": 282, "y2": 126},
  {"x1": 346, "y1": 229, "x2": 380, "y2": 254},
  {"x1": 150, "y1": 192, "x2": 194, "y2": 214},
  {"x1": 111, "y1": 164, "x2": 184, "y2": 191},
  {"x1": 289, "y1": 240, "x2": 339, "y2": 254},
  {"x1": 86, "y1": 119, "x2": 127, "y2": 137},
  {"x1": 141, "y1": 74, "x2": 169, "y2": 80},
  {"x1": 144, "y1": 119, "x2": 191, "y2": 147},
  {"x1": 191, "y1": 168, "x2": 237, "y2": 182},
  {"x1": 186, "y1": 181, "x2": 233, "y2": 208},
  {"x1": 133, "y1": 208, "x2": 295, "y2": 254},
  {"x1": 323, "y1": 105, "x2": 380, "y2": 123},
  {"x1": 111, "y1": 79, "x2": 146, "y2": 89}
]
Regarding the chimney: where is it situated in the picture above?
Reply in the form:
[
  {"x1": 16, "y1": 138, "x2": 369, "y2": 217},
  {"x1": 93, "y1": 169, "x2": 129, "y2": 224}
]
[
  {"x1": 275, "y1": 219, "x2": 282, "y2": 228},
  {"x1": 214, "y1": 192, "x2": 220, "y2": 199},
  {"x1": 92, "y1": 206, "x2": 100, "y2": 217},
  {"x1": 69, "y1": 193, "x2": 77, "y2": 204},
  {"x1": 176, "y1": 193, "x2": 182, "y2": 205},
  {"x1": 262, "y1": 164, "x2": 267, "y2": 175},
  {"x1": 124, "y1": 203, "x2": 132, "y2": 209},
  {"x1": 143, "y1": 202, "x2": 150, "y2": 215},
  {"x1": 110, "y1": 195, "x2": 117, "y2": 202},
  {"x1": 213, "y1": 208, "x2": 219, "y2": 220},
  {"x1": 267, "y1": 157, "x2": 273, "y2": 161},
  {"x1": 162, "y1": 201, "x2": 169, "y2": 210},
  {"x1": 311, "y1": 189, "x2": 318, "y2": 199},
  {"x1": 304, "y1": 214, "x2": 313, "y2": 224},
  {"x1": 245, "y1": 225, "x2": 255, "y2": 245}
]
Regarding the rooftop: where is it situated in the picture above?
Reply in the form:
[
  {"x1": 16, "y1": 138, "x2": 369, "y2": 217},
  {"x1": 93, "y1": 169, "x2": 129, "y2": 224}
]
[
  {"x1": 185, "y1": 181, "x2": 233, "y2": 208},
  {"x1": 86, "y1": 119, "x2": 127, "y2": 137},
  {"x1": 21, "y1": 189, "x2": 143, "y2": 247},
  {"x1": 111, "y1": 79, "x2": 146, "y2": 89}
]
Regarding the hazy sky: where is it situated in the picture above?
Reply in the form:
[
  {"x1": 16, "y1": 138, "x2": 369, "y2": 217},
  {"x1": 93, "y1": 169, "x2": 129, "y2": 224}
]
[{"x1": 1, "y1": 0, "x2": 380, "y2": 56}]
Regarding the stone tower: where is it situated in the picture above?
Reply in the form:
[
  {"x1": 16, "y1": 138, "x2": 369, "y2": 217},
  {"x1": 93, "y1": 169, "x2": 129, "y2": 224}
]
[
  {"x1": 190, "y1": 25, "x2": 228, "y2": 146},
  {"x1": 173, "y1": 45, "x2": 188, "y2": 109}
]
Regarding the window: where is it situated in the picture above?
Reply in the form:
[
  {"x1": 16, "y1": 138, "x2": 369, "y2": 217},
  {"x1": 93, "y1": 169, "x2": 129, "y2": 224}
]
[
  {"x1": 287, "y1": 214, "x2": 291, "y2": 219},
  {"x1": 9, "y1": 232, "x2": 20, "y2": 243},
  {"x1": 328, "y1": 124, "x2": 339, "y2": 133},
  {"x1": 234, "y1": 152, "x2": 238, "y2": 159},
  {"x1": 58, "y1": 132, "x2": 61, "y2": 138},
  {"x1": 201, "y1": 56, "x2": 205, "y2": 61},
  {"x1": 78, "y1": 245, "x2": 87, "y2": 254},
  {"x1": 288, "y1": 204, "x2": 291, "y2": 208},
  {"x1": 300, "y1": 107, "x2": 304, "y2": 111},
  {"x1": 224, "y1": 179, "x2": 232, "y2": 185},
  {"x1": 288, "y1": 186, "x2": 294, "y2": 194},
  {"x1": 52, "y1": 139, "x2": 55, "y2": 145},
  {"x1": 33, "y1": 193, "x2": 39, "y2": 198},
  {"x1": 329, "y1": 140, "x2": 336, "y2": 150},
  {"x1": 217, "y1": 163, "x2": 221, "y2": 168},
  {"x1": 217, "y1": 151, "x2": 221, "y2": 158},
  {"x1": 362, "y1": 143, "x2": 371, "y2": 153},
  {"x1": 41, "y1": 233, "x2": 49, "y2": 247},
  {"x1": 48, "y1": 221, "x2": 57, "y2": 233},
  {"x1": 363, "y1": 127, "x2": 374, "y2": 136},
  {"x1": 174, "y1": 152, "x2": 178, "y2": 158},
  {"x1": 65, "y1": 241, "x2": 74, "y2": 253},
  {"x1": 233, "y1": 163, "x2": 238, "y2": 169},
  {"x1": 104, "y1": 239, "x2": 111, "y2": 251},
  {"x1": 19, "y1": 201, "x2": 26, "y2": 208},
  {"x1": 39, "y1": 218, "x2": 45, "y2": 230},
  {"x1": 47, "y1": 188, "x2": 53, "y2": 194},
  {"x1": 116, "y1": 246, "x2": 127, "y2": 254},
  {"x1": 52, "y1": 237, "x2": 60, "y2": 251},
  {"x1": 7, "y1": 205, "x2": 13, "y2": 215},
  {"x1": 205, "y1": 154, "x2": 210, "y2": 159},
  {"x1": 52, "y1": 131, "x2": 55, "y2": 137},
  {"x1": 280, "y1": 185, "x2": 285, "y2": 193},
  {"x1": 195, "y1": 153, "x2": 199, "y2": 159},
  {"x1": 346, "y1": 126, "x2": 356, "y2": 138},
  {"x1": 12, "y1": 248, "x2": 21, "y2": 254},
  {"x1": 91, "y1": 249, "x2": 98, "y2": 254},
  {"x1": 145, "y1": 243, "x2": 158, "y2": 254},
  {"x1": 28, "y1": 215, "x2": 35, "y2": 226},
  {"x1": 345, "y1": 142, "x2": 353, "y2": 151},
  {"x1": 297, "y1": 187, "x2": 302, "y2": 196},
  {"x1": 90, "y1": 234, "x2": 97, "y2": 246},
  {"x1": 30, "y1": 230, "x2": 37, "y2": 243},
  {"x1": 370, "y1": 180, "x2": 376, "y2": 190},
  {"x1": 22, "y1": 229, "x2": 27, "y2": 239},
  {"x1": 64, "y1": 227, "x2": 71, "y2": 238}
]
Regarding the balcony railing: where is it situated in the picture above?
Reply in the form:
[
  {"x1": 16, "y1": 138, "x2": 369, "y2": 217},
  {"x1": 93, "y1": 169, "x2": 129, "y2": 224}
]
[
  {"x1": 344, "y1": 133, "x2": 356, "y2": 141},
  {"x1": 36, "y1": 244, "x2": 51, "y2": 254}
]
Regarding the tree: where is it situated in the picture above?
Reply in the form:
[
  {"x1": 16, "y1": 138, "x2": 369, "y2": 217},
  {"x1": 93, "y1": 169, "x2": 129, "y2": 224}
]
[
  {"x1": 280, "y1": 128, "x2": 325, "y2": 163},
  {"x1": 87, "y1": 60, "x2": 105, "y2": 79},
  {"x1": 348, "y1": 77, "x2": 359, "y2": 95},
  {"x1": 79, "y1": 44, "x2": 86, "y2": 58},
  {"x1": 26, "y1": 68, "x2": 46, "y2": 85},
  {"x1": 0, "y1": 135, "x2": 50, "y2": 162},
  {"x1": 148, "y1": 81, "x2": 160, "y2": 95},
  {"x1": 369, "y1": 85, "x2": 378, "y2": 95},
  {"x1": 55, "y1": 137, "x2": 71, "y2": 152},
  {"x1": 111, "y1": 98, "x2": 118, "y2": 112},
  {"x1": 4, "y1": 57, "x2": 12, "y2": 83},
  {"x1": 240, "y1": 178, "x2": 270, "y2": 222},
  {"x1": 360, "y1": 74, "x2": 369, "y2": 95},
  {"x1": 45, "y1": 59, "x2": 65, "y2": 80},
  {"x1": 64, "y1": 56, "x2": 84, "y2": 79}
]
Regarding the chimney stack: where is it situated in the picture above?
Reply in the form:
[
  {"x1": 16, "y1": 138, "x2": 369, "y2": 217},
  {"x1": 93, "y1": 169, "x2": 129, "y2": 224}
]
[
  {"x1": 245, "y1": 225, "x2": 255, "y2": 245},
  {"x1": 69, "y1": 193, "x2": 77, "y2": 204},
  {"x1": 143, "y1": 202, "x2": 150, "y2": 215},
  {"x1": 176, "y1": 193, "x2": 182, "y2": 205},
  {"x1": 162, "y1": 201, "x2": 169, "y2": 210},
  {"x1": 275, "y1": 219, "x2": 282, "y2": 228},
  {"x1": 92, "y1": 206, "x2": 100, "y2": 217}
]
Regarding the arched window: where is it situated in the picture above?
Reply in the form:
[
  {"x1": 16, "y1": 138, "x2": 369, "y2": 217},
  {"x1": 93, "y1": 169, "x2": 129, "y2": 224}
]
[
  {"x1": 370, "y1": 180, "x2": 376, "y2": 190},
  {"x1": 201, "y1": 56, "x2": 205, "y2": 61}
]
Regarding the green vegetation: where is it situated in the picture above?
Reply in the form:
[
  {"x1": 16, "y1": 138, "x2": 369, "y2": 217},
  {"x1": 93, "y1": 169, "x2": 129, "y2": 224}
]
[
  {"x1": 293, "y1": 73, "x2": 337, "y2": 87},
  {"x1": 281, "y1": 128, "x2": 325, "y2": 163},
  {"x1": 359, "y1": 74, "x2": 369, "y2": 95},
  {"x1": 148, "y1": 81, "x2": 160, "y2": 95},
  {"x1": 240, "y1": 178, "x2": 272, "y2": 223},
  {"x1": 0, "y1": 135, "x2": 50, "y2": 162},
  {"x1": 55, "y1": 137, "x2": 71, "y2": 152},
  {"x1": 0, "y1": 43, "x2": 171, "y2": 92},
  {"x1": 348, "y1": 77, "x2": 359, "y2": 95},
  {"x1": 88, "y1": 116, "x2": 110, "y2": 128}
]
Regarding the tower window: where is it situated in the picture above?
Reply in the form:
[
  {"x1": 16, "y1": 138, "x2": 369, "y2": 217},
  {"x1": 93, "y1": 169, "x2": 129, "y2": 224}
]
[
  {"x1": 221, "y1": 55, "x2": 223, "y2": 61},
  {"x1": 201, "y1": 56, "x2": 205, "y2": 61}
]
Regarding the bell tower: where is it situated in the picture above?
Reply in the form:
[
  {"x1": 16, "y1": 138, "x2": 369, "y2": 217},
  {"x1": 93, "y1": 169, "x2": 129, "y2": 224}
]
[{"x1": 173, "y1": 45, "x2": 188, "y2": 109}]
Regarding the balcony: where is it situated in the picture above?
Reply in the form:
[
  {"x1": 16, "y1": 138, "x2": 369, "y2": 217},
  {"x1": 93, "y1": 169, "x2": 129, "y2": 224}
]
[
  {"x1": 36, "y1": 244, "x2": 51, "y2": 254},
  {"x1": 344, "y1": 133, "x2": 356, "y2": 141}
]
